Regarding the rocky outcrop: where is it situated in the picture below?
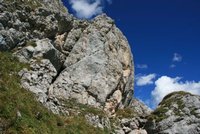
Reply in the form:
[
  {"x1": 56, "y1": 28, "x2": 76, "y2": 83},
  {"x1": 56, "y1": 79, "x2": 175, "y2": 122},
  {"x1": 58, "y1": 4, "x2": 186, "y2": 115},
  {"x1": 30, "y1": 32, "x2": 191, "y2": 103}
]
[
  {"x1": 49, "y1": 14, "x2": 134, "y2": 115},
  {"x1": 114, "y1": 117, "x2": 148, "y2": 134},
  {"x1": 85, "y1": 113, "x2": 111, "y2": 129},
  {"x1": 0, "y1": 0, "x2": 72, "y2": 51},
  {"x1": 0, "y1": 0, "x2": 134, "y2": 116},
  {"x1": 113, "y1": 99, "x2": 151, "y2": 134},
  {"x1": 0, "y1": 0, "x2": 67, "y2": 13},
  {"x1": 17, "y1": 39, "x2": 66, "y2": 114},
  {"x1": 145, "y1": 91, "x2": 200, "y2": 134},
  {"x1": 128, "y1": 98, "x2": 152, "y2": 116},
  {"x1": 0, "y1": 0, "x2": 164, "y2": 133},
  {"x1": 2, "y1": 1, "x2": 200, "y2": 134}
]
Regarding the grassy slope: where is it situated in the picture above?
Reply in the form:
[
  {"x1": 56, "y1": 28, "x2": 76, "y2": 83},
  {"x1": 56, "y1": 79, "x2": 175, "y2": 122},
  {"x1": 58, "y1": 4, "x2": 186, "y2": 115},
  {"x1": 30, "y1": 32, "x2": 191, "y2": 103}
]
[
  {"x1": 147, "y1": 91, "x2": 192, "y2": 122},
  {"x1": 0, "y1": 52, "x2": 108, "y2": 134}
]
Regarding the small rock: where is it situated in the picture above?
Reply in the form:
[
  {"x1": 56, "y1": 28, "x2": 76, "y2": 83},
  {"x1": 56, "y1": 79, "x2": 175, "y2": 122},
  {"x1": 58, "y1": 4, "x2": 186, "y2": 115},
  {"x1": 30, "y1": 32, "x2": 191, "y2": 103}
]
[
  {"x1": 17, "y1": 110, "x2": 22, "y2": 118},
  {"x1": 115, "y1": 129, "x2": 125, "y2": 134},
  {"x1": 130, "y1": 121, "x2": 139, "y2": 130},
  {"x1": 85, "y1": 113, "x2": 110, "y2": 129},
  {"x1": 123, "y1": 126, "x2": 132, "y2": 133},
  {"x1": 129, "y1": 129, "x2": 148, "y2": 134},
  {"x1": 121, "y1": 118, "x2": 131, "y2": 126}
]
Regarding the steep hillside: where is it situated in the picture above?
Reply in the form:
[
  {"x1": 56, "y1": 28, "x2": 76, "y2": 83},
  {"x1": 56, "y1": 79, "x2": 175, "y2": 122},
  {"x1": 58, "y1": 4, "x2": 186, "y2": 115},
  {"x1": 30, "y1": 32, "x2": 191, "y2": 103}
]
[
  {"x1": 2, "y1": 0, "x2": 200, "y2": 134},
  {"x1": 0, "y1": 52, "x2": 110, "y2": 133},
  {"x1": 0, "y1": 0, "x2": 149, "y2": 133},
  {"x1": 0, "y1": 0, "x2": 134, "y2": 115}
]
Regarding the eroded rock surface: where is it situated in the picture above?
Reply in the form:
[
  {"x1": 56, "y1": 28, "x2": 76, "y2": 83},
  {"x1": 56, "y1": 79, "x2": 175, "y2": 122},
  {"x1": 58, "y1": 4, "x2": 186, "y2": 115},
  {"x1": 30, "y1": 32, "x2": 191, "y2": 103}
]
[
  {"x1": 114, "y1": 117, "x2": 148, "y2": 134},
  {"x1": 3, "y1": 1, "x2": 200, "y2": 134},
  {"x1": 128, "y1": 98, "x2": 152, "y2": 116},
  {"x1": 85, "y1": 113, "x2": 111, "y2": 129},
  {"x1": 0, "y1": 0, "x2": 72, "y2": 51},
  {"x1": 113, "y1": 99, "x2": 151, "y2": 134},
  {"x1": 0, "y1": 1, "x2": 134, "y2": 116},
  {"x1": 145, "y1": 91, "x2": 200, "y2": 134},
  {"x1": 49, "y1": 14, "x2": 134, "y2": 115}
]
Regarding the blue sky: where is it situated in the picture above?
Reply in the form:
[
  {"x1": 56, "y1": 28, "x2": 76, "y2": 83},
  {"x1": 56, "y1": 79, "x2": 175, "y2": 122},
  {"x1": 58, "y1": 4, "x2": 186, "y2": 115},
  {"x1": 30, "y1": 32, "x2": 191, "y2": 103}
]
[{"x1": 62, "y1": 0, "x2": 200, "y2": 109}]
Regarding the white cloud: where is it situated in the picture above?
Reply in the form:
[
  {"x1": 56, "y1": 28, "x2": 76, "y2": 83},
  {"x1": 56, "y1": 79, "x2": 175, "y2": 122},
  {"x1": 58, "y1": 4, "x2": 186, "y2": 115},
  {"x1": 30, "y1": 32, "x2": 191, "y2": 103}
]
[
  {"x1": 173, "y1": 53, "x2": 182, "y2": 62},
  {"x1": 136, "y1": 74, "x2": 156, "y2": 86},
  {"x1": 136, "y1": 64, "x2": 148, "y2": 69},
  {"x1": 69, "y1": 0, "x2": 112, "y2": 19},
  {"x1": 151, "y1": 76, "x2": 200, "y2": 105}
]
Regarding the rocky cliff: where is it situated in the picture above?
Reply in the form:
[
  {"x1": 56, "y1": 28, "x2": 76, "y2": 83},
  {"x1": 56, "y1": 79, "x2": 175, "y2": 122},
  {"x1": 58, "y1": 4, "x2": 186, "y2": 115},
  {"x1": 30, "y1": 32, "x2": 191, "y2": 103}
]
[
  {"x1": 1, "y1": 0, "x2": 200, "y2": 134},
  {"x1": 0, "y1": 0, "x2": 134, "y2": 115},
  {"x1": 0, "y1": 0, "x2": 148, "y2": 133}
]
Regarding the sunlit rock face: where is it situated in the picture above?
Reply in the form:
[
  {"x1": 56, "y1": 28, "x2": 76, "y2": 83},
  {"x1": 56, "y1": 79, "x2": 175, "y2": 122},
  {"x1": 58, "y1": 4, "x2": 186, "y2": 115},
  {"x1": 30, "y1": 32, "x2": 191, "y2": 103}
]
[
  {"x1": 0, "y1": 0, "x2": 134, "y2": 115},
  {"x1": 2, "y1": 1, "x2": 200, "y2": 133},
  {"x1": 145, "y1": 91, "x2": 200, "y2": 134},
  {"x1": 49, "y1": 14, "x2": 134, "y2": 115}
]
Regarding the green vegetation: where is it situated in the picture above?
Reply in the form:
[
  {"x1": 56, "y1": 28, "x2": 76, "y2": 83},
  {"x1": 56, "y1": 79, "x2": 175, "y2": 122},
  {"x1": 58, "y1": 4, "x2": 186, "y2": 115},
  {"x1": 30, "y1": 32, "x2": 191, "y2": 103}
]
[
  {"x1": 65, "y1": 116, "x2": 109, "y2": 134},
  {"x1": 64, "y1": 99, "x2": 106, "y2": 118},
  {"x1": 26, "y1": 40, "x2": 37, "y2": 47},
  {"x1": 161, "y1": 91, "x2": 192, "y2": 104},
  {"x1": 0, "y1": 52, "x2": 65, "y2": 133},
  {"x1": 63, "y1": 99, "x2": 110, "y2": 134},
  {"x1": 190, "y1": 108, "x2": 200, "y2": 118},
  {"x1": 176, "y1": 100, "x2": 185, "y2": 111},
  {"x1": 0, "y1": 52, "x2": 109, "y2": 134},
  {"x1": 115, "y1": 108, "x2": 137, "y2": 119},
  {"x1": 147, "y1": 106, "x2": 168, "y2": 122},
  {"x1": 159, "y1": 91, "x2": 186, "y2": 116},
  {"x1": 147, "y1": 91, "x2": 191, "y2": 122}
]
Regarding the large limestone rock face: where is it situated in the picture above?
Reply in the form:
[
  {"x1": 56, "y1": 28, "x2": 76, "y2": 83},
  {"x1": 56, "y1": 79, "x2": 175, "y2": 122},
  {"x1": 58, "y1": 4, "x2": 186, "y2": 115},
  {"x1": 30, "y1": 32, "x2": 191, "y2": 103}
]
[
  {"x1": 49, "y1": 14, "x2": 134, "y2": 114},
  {"x1": 145, "y1": 91, "x2": 200, "y2": 134},
  {"x1": 0, "y1": 1, "x2": 134, "y2": 115}
]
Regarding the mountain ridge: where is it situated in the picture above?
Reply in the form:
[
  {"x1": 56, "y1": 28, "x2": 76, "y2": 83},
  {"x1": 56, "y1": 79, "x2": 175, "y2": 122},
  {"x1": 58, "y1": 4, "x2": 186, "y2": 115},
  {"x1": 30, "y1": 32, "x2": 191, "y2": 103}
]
[{"x1": 0, "y1": 0, "x2": 200, "y2": 134}]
